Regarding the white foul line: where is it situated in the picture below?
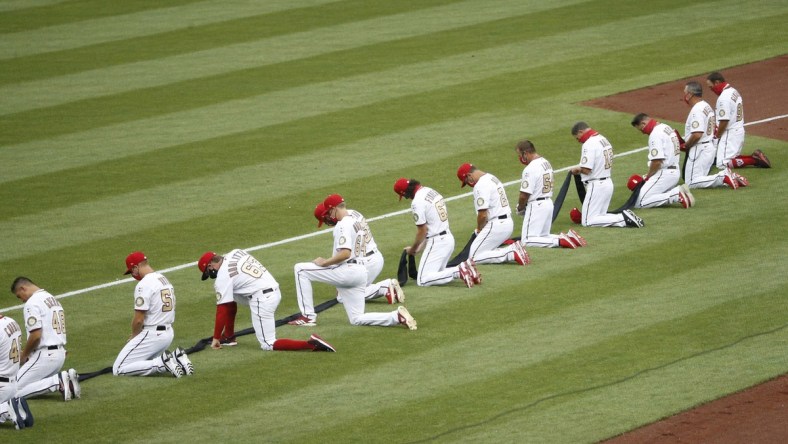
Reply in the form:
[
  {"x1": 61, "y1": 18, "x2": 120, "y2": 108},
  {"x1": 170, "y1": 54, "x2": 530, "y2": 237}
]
[{"x1": 1, "y1": 115, "x2": 783, "y2": 313}]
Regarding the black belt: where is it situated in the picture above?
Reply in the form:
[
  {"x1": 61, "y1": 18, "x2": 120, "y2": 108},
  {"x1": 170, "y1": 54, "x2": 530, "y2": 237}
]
[
  {"x1": 429, "y1": 230, "x2": 448, "y2": 238},
  {"x1": 47, "y1": 345, "x2": 61, "y2": 350},
  {"x1": 347, "y1": 259, "x2": 358, "y2": 264},
  {"x1": 584, "y1": 177, "x2": 608, "y2": 184},
  {"x1": 533, "y1": 197, "x2": 549, "y2": 201},
  {"x1": 364, "y1": 250, "x2": 377, "y2": 257},
  {"x1": 144, "y1": 325, "x2": 168, "y2": 331},
  {"x1": 262, "y1": 288, "x2": 274, "y2": 294},
  {"x1": 0, "y1": 376, "x2": 9, "y2": 382},
  {"x1": 666, "y1": 166, "x2": 677, "y2": 170},
  {"x1": 496, "y1": 214, "x2": 508, "y2": 220}
]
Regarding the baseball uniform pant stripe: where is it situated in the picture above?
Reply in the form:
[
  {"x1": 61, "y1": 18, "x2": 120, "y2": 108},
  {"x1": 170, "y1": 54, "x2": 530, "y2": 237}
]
[
  {"x1": 417, "y1": 238, "x2": 455, "y2": 286},
  {"x1": 114, "y1": 330, "x2": 151, "y2": 374}
]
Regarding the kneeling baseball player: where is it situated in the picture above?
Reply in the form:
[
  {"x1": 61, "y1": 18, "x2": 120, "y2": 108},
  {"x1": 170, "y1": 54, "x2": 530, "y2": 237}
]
[{"x1": 198, "y1": 249, "x2": 335, "y2": 352}]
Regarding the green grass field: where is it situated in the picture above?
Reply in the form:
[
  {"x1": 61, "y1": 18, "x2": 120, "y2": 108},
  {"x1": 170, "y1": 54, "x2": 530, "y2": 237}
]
[{"x1": 1, "y1": 0, "x2": 786, "y2": 442}]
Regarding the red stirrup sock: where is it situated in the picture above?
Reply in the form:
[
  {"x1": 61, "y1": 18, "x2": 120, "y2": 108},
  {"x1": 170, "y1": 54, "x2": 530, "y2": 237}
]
[{"x1": 273, "y1": 339, "x2": 313, "y2": 351}]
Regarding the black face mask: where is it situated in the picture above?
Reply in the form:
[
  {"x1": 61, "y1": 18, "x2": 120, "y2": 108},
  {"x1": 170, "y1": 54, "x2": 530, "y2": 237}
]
[{"x1": 201, "y1": 268, "x2": 218, "y2": 281}]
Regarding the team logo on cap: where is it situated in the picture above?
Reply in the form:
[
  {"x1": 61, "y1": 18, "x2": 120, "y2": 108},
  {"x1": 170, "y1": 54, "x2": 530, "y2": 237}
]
[
  {"x1": 27, "y1": 316, "x2": 37, "y2": 327},
  {"x1": 135, "y1": 297, "x2": 145, "y2": 307}
]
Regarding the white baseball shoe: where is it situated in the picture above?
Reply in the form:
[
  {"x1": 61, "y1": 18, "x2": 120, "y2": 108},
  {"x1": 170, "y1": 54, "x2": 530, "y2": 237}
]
[
  {"x1": 173, "y1": 347, "x2": 194, "y2": 376},
  {"x1": 287, "y1": 315, "x2": 316, "y2": 327},
  {"x1": 678, "y1": 184, "x2": 695, "y2": 209},
  {"x1": 59, "y1": 371, "x2": 72, "y2": 401},
  {"x1": 723, "y1": 167, "x2": 739, "y2": 189},
  {"x1": 567, "y1": 229, "x2": 587, "y2": 247},
  {"x1": 397, "y1": 306, "x2": 417, "y2": 331},
  {"x1": 457, "y1": 261, "x2": 474, "y2": 288},
  {"x1": 389, "y1": 279, "x2": 405, "y2": 304},
  {"x1": 161, "y1": 351, "x2": 184, "y2": 378},
  {"x1": 512, "y1": 241, "x2": 531, "y2": 265},
  {"x1": 68, "y1": 368, "x2": 81, "y2": 399}
]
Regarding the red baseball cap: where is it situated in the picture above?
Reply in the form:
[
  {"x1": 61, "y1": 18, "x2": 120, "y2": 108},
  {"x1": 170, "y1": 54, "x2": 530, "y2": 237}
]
[
  {"x1": 124, "y1": 251, "x2": 147, "y2": 275},
  {"x1": 323, "y1": 194, "x2": 344, "y2": 210},
  {"x1": 457, "y1": 163, "x2": 473, "y2": 187},
  {"x1": 314, "y1": 203, "x2": 327, "y2": 227},
  {"x1": 393, "y1": 178, "x2": 409, "y2": 200},
  {"x1": 197, "y1": 251, "x2": 216, "y2": 274}
]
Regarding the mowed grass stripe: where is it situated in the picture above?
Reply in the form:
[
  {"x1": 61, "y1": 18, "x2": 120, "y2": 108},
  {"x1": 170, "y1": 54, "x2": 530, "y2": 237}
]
[
  {"x1": 0, "y1": 0, "x2": 462, "y2": 86},
  {"x1": 0, "y1": 0, "x2": 202, "y2": 33},
  {"x1": 0, "y1": 111, "x2": 559, "y2": 260},
  {"x1": 0, "y1": 0, "x2": 600, "y2": 145},
  {"x1": 2, "y1": 0, "x2": 776, "y2": 184},
  {"x1": 0, "y1": 0, "x2": 69, "y2": 14},
  {"x1": 0, "y1": 0, "x2": 581, "y2": 116},
  {"x1": 0, "y1": 0, "x2": 342, "y2": 60}
]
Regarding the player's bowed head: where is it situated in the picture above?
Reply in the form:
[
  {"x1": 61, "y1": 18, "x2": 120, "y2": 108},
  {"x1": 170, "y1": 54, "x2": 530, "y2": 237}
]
[{"x1": 393, "y1": 178, "x2": 421, "y2": 201}]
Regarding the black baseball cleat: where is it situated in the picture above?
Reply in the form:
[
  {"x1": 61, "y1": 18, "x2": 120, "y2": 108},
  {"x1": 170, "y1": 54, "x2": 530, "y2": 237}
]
[
  {"x1": 308, "y1": 334, "x2": 336, "y2": 352},
  {"x1": 622, "y1": 210, "x2": 645, "y2": 228}
]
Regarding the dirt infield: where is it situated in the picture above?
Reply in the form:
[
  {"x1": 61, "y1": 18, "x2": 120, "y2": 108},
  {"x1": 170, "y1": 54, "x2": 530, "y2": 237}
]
[
  {"x1": 602, "y1": 374, "x2": 788, "y2": 444},
  {"x1": 585, "y1": 56, "x2": 787, "y2": 443},
  {"x1": 582, "y1": 55, "x2": 788, "y2": 142}
]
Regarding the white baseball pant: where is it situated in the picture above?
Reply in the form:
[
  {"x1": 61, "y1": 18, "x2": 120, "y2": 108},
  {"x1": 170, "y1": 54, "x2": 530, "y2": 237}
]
[
  {"x1": 716, "y1": 127, "x2": 745, "y2": 169},
  {"x1": 469, "y1": 216, "x2": 515, "y2": 264},
  {"x1": 16, "y1": 346, "x2": 65, "y2": 398},
  {"x1": 417, "y1": 231, "x2": 458, "y2": 286},
  {"x1": 636, "y1": 169, "x2": 681, "y2": 208},
  {"x1": 521, "y1": 199, "x2": 560, "y2": 248},
  {"x1": 113, "y1": 327, "x2": 174, "y2": 376},
  {"x1": 581, "y1": 179, "x2": 626, "y2": 227},
  {"x1": 294, "y1": 262, "x2": 398, "y2": 326},
  {"x1": 685, "y1": 142, "x2": 725, "y2": 188}
]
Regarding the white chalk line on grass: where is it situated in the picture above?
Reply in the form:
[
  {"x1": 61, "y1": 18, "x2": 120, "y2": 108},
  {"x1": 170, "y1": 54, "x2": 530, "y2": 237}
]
[{"x1": 1, "y1": 114, "x2": 785, "y2": 313}]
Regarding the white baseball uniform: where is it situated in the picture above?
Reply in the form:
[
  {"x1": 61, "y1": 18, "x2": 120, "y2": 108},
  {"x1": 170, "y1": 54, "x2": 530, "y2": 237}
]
[
  {"x1": 410, "y1": 186, "x2": 461, "y2": 286},
  {"x1": 347, "y1": 210, "x2": 394, "y2": 300},
  {"x1": 684, "y1": 100, "x2": 726, "y2": 188},
  {"x1": 578, "y1": 133, "x2": 626, "y2": 227},
  {"x1": 714, "y1": 84, "x2": 745, "y2": 168},
  {"x1": 468, "y1": 173, "x2": 518, "y2": 264},
  {"x1": 520, "y1": 157, "x2": 562, "y2": 248},
  {"x1": 0, "y1": 315, "x2": 22, "y2": 405},
  {"x1": 16, "y1": 289, "x2": 67, "y2": 398},
  {"x1": 214, "y1": 249, "x2": 283, "y2": 350},
  {"x1": 113, "y1": 272, "x2": 176, "y2": 376},
  {"x1": 636, "y1": 123, "x2": 683, "y2": 208},
  {"x1": 294, "y1": 211, "x2": 400, "y2": 326}
]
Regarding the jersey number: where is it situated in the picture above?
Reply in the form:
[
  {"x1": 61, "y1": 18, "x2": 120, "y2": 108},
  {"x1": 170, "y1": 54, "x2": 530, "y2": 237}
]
[
  {"x1": 160, "y1": 289, "x2": 174, "y2": 312},
  {"x1": 435, "y1": 199, "x2": 448, "y2": 222},
  {"x1": 603, "y1": 148, "x2": 614, "y2": 170},
  {"x1": 542, "y1": 174, "x2": 553, "y2": 193},
  {"x1": 241, "y1": 256, "x2": 266, "y2": 278},
  {"x1": 51, "y1": 310, "x2": 67, "y2": 334},
  {"x1": 8, "y1": 338, "x2": 21, "y2": 363},
  {"x1": 497, "y1": 188, "x2": 509, "y2": 208}
]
